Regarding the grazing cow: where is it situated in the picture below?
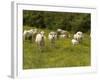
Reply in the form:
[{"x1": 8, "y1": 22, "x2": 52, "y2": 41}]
[
  {"x1": 23, "y1": 29, "x2": 33, "y2": 40},
  {"x1": 60, "y1": 34, "x2": 66, "y2": 38},
  {"x1": 72, "y1": 39, "x2": 79, "y2": 46},
  {"x1": 57, "y1": 29, "x2": 62, "y2": 33},
  {"x1": 23, "y1": 29, "x2": 38, "y2": 42},
  {"x1": 57, "y1": 29, "x2": 62, "y2": 38},
  {"x1": 32, "y1": 29, "x2": 38, "y2": 42},
  {"x1": 57, "y1": 29, "x2": 70, "y2": 39}
]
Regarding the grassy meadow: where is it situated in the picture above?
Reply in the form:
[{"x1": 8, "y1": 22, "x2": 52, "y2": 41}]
[{"x1": 23, "y1": 26, "x2": 91, "y2": 69}]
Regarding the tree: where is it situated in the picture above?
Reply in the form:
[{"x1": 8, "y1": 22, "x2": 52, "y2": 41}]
[{"x1": 23, "y1": 10, "x2": 91, "y2": 33}]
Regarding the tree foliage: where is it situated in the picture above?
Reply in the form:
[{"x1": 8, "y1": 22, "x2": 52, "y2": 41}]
[{"x1": 23, "y1": 10, "x2": 90, "y2": 33}]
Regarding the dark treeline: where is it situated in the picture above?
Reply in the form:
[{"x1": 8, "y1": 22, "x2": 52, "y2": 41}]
[{"x1": 23, "y1": 10, "x2": 91, "y2": 33}]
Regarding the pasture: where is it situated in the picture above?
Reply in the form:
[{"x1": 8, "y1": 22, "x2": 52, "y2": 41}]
[{"x1": 23, "y1": 26, "x2": 91, "y2": 69}]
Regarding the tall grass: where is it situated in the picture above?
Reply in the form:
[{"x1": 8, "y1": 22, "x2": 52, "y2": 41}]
[{"x1": 23, "y1": 26, "x2": 90, "y2": 69}]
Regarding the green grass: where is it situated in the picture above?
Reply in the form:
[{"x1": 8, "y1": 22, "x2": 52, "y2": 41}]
[{"x1": 23, "y1": 26, "x2": 91, "y2": 69}]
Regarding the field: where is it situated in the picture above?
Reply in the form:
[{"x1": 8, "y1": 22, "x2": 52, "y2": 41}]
[{"x1": 23, "y1": 26, "x2": 91, "y2": 69}]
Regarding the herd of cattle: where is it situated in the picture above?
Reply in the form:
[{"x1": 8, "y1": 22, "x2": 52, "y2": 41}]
[{"x1": 23, "y1": 28, "x2": 84, "y2": 48}]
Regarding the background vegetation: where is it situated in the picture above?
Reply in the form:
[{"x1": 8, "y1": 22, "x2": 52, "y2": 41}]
[{"x1": 23, "y1": 10, "x2": 90, "y2": 33}]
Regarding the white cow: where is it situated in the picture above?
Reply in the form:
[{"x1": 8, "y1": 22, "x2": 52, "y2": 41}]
[
  {"x1": 60, "y1": 34, "x2": 66, "y2": 38},
  {"x1": 48, "y1": 31, "x2": 57, "y2": 47},
  {"x1": 76, "y1": 31, "x2": 83, "y2": 36},
  {"x1": 57, "y1": 29, "x2": 70, "y2": 39},
  {"x1": 23, "y1": 29, "x2": 33, "y2": 40},
  {"x1": 72, "y1": 39, "x2": 79, "y2": 46},
  {"x1": 57, "y1": 29, "x2": 62, "y2": 32},
  {"x1": 23, "y1": 29, "x2": 38, "y2": 42},
  {"x1": 73, "y1": 31, "x2": 83, "y2": 42},
  {"x1": 35, "y1": 31, "x2": 46, "y2": 49}
]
